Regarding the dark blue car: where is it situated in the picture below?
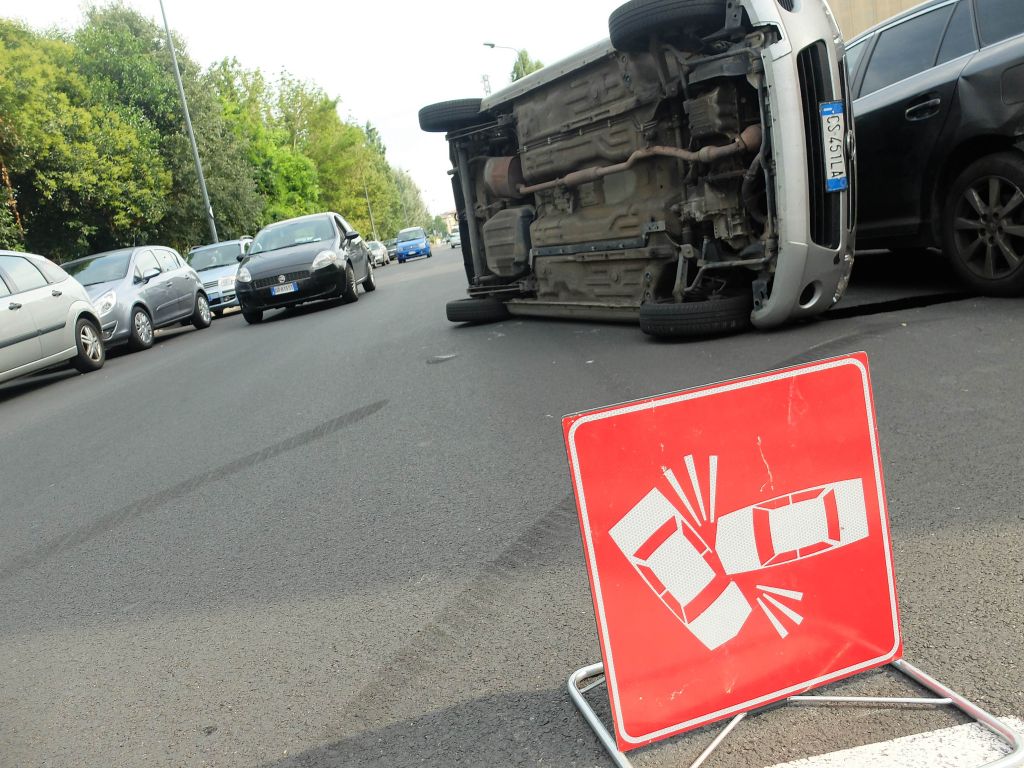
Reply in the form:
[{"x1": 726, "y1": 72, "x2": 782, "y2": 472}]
[{"x1": 395, "y1": 227, "x2": 432, "y2": 263}]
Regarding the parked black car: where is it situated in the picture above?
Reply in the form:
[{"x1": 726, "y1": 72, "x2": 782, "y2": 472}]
[
  {"x1": 847, "y1": 0, "x2": 1024, "y2": 294},
  {"x1": 235, "y1": 213, "x2": 375, "y2": 324}
]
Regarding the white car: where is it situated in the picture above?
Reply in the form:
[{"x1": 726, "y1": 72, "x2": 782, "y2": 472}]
[{"x1": 0, "y1": 250, "x2": 105, "y2": 384}]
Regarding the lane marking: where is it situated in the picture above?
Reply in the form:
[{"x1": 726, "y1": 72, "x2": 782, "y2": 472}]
[{"x1": 767, "y1": 716, "x2": 1024, "y2": 768}]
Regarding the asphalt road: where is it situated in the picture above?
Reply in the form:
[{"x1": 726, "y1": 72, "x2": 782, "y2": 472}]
[{"x1": 1, "y1": 247, "x2": 1021, "y2": 768}]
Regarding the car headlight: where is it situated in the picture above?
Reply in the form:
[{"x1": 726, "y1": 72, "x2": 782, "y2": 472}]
[
  {"x1": 218, "y1": 275, "x2": 236, "y2": 290},
  {"x1": 311, "y1": 250, "x2": 338, "y2": 270},
  {"x1": 93, "y1": 290, "x2": 117, "y2": 317},
  {"x1": 237, "y1": 267, "x2": 252, "y2": 283}
]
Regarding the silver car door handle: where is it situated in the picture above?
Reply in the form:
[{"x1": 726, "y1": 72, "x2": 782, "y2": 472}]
[
  {"x1": 905, "y1": 97, "x2": 941, "y2": 121},
  {"x1": 51, "y1": 289, "x2": 62, "y2": 297},
  {"x1": 8, "y1": 302, "x2": 22, "y2": 310}
]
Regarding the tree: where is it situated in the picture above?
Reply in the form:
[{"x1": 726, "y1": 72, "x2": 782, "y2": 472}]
[
  {"x1": 511, "y1": 49, "x2": 544, "y2": 82},
  {"x1": 0, "y1": 18, "x2": 170, "y2": 259}
]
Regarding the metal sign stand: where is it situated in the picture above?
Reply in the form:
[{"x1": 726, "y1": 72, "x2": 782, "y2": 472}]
[{"x1": 568, "y1": 659, "x2": 1024, "y2": 768}]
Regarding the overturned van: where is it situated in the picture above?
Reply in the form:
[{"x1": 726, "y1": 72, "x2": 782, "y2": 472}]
[{"x1": 420, "y1": 0, "x2": 856, "y2": 337}]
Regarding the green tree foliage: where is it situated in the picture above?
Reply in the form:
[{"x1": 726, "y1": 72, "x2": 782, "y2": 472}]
[
  {"x1": 0, "y1": 3, "x2": 434, "y2": 258},
  {"x1": 511, "y1": 49, "x2": 544, "y2": 82},
  {"x1": 0, "y1": 18, "x2": 170, "y2": 259}
]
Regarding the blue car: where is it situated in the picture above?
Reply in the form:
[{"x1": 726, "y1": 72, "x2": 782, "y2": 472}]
[
  {"x1": 395, "y1": 227, "x2": 432, "y2": 263},
  {"x1": 186, "y1": 238, "x2": 252, "y2": 316}
]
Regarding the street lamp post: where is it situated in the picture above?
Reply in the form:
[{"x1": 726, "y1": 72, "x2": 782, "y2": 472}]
[
  {"x1": 483, "y1": 42, "x2": 523, "y2": 55},
  {"x1": 158, "y1": 0, "x2": 218, "y2": 244}
]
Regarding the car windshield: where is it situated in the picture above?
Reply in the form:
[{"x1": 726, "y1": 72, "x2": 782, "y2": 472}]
[
  {"x1": 62, "y1": 251, "x2": 132, "y2": 286},
  {"x1": 397, "y1": 229, "x2": 426, "y2": 242},
  {"x1": 188, "y1": 243, "x2": 242, "y2": 271},
  {"x1": 251, "y1": 218, "x2": 334, "y2": 254}
]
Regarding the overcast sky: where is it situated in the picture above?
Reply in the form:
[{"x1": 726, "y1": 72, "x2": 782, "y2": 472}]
[{"x1": 7, "y1": 0, "x2": 626, "y2": 216}]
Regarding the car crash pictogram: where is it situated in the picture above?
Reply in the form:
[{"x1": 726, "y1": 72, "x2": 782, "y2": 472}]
[{"x1": 611, "y1": 459, "x2": 869, "y2": 650}]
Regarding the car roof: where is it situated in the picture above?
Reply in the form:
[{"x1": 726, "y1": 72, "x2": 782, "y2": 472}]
[
  {"x1": 0, "y1": 250, "x2": 53, "y2": 267},
  {"x1": 848, "y1": 0, "x2": 952, "y2": 44},
  {"x1": 262, "y1": 212, "x2": 337, "y2": 230},
  {"x1": 65, "y1": 247, "x2": 137, "y2": 264},
  {"x1": 190, "y1": 239, "x2": 250, "y2": 252}
]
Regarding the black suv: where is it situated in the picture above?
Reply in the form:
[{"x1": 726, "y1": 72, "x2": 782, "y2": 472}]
[{"x1": 847, "y1": 0, "x2": 1024, "y2": 294}]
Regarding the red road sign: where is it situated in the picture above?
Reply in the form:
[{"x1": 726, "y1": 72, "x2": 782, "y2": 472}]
[{"x1": 563, "y1": 353, "x2": 902, "y2": 751}]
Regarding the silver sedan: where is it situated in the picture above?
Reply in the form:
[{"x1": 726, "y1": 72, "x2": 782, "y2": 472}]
[{"x1": 0, "y1": 250, "x2": 105, "y2": 385}]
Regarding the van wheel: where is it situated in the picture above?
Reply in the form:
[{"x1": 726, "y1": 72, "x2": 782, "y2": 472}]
[
  {"x1": 446, "y1": 297, "x2": 510, "y2": 324},
  {"x1": 638, "y1": 293, "x2": 752, "y2": 338},
  {"x1": 418, "y1": 99, "x2": 487, "y2": 133},
  {"x1": 942, "y1": 151, "x2": 1024, "y2": 296},
  {"x1": 609, "y1": 0, "x2": 727, "y2": 52},
  {"x1": 127, "y1": 307, "x2": 154, "y2": 351},
  {"x1": 72, "y1": 317, "x2": 105, "y2": 372}
]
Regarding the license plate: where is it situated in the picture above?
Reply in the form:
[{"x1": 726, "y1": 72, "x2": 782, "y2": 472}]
[
  {"x1": 819, "y1": 101, "x2": 848, "y2": 193},
  {"x1": 271, "y1": 282, "x2": 298, "y2": 296}
]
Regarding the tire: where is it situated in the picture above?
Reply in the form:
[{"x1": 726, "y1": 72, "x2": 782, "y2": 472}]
[
  {"x1": 341, "y1": 263, "x2": 359, "y2": 303},
  {"x1": 446, "y1": 297, "x2": 511, "y2": 324},
  {"x1": 609, "y1": 0, "x2": 727, "y2": 52},
  {"x1": 212, "y1": 309, "x2": 224, "y2": 318},
  {"x1": 941, "y1": 151, "x2": 1024, "y2": 296},
  {"x1": 427, "y1": 249, "x2": 433, "y2": 258},
  {"x1": 71, "y1": 317, "x2": 105, "y2": 373},
  {"x1": 191, "y1": 293, "x2": 212, "y2": 329},
  {"x1": 418, "y1": 99, "x2": 486, "y2": 133},
  {"x1": 362, "y1": 263, "x2": 377, "y2": 292},
  {"x1": 638, "y1": 293, "x2": 752, "y2": 338},
  {"x1": 241, "y1": 308, "x2": 263, "y2": 324},
  {"x1": 127, "y1": 306, "x2": 154, "y2": 351}
]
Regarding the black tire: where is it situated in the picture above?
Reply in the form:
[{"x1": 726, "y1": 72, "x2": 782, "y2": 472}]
[
  {"x1": 71, "y1": 317, "x2": 105, "y2": 373},
  {"x1": 362, "y1": 263, "x2": 377, "y2": 292},
  {"x1": 609, "y1": 0, "x2": 727, "y2": 52},
  {"x1": 191, "y1": 293, "x2": 212, "y2": 329},
  {"x1": 341, "y1": 263, "x2": 359, "y2": 303},
  {"x1": 446, "y1": 297, "x2": 511, "y2": 324},
  {"x1": 212, "y1": 308, "x2": 224, "y2": 318},
  {"x1": 639, "y1": 293, "x2": 752, "y2": 338},
  {"x1": 941, "y1": 151, "x2": 1024, "y2": 296},
  {"x1": 242, "y1": 308, "x2": 263, "y2": 325},
  {"x1": 127, "y1": 306, "x2": 154, "y2": 351},
  {"x1": 418, "y1": 99, "x2": 486, "y2": 133}
]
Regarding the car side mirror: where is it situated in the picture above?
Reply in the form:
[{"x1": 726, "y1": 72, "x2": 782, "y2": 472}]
[
  {"x1": 236, "y1": 254, "x2": 245, "y2": 262},
  {"x1": 142, "y1": 267, "x2": 160, "y2": 283},
  {"x1": 346, "y1": 231, "x2": 360, "y2": 241}
]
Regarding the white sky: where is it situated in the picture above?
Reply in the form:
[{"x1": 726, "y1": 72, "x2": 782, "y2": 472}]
[{"x1": 5, "y1": 0, "x2": 625, "y2": 215}]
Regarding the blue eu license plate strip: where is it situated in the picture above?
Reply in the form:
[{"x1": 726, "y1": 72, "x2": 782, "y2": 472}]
[{"x1": 819, "y1": 101, "x2": 848, "y2": 193}]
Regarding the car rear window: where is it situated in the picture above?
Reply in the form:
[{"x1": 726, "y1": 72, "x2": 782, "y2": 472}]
[
  {"x1": 860, "y1": 6, "x2": 953, "y2": 96},
  {"x1": 976, "y1": 0, "x2": 1024, "y2": 46},
  {"x1": 36, "y1": 258, "x2": 69, "y2": 284},
  {"x1": 937, "y1": 1, "x2": 977, "y2": 64}
]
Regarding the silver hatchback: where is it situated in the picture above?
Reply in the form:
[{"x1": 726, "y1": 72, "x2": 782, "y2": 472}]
[
  {"x1": 62, "y1": 246, "x2": 212, "y2": 351},
  {"x1": 0, "y1": 250, "x2": 106, "y2": 384}
]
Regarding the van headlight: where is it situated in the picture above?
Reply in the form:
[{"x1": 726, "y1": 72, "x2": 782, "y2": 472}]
[
  {"x1": 237, "y1": 267, "x2": 252, "y2": 283},
  {"x1": 93, "y1": 290, "x2": 117, "y2": 317},
  {"x1": 311, "y1": 250, "x2": 338, "y2": 270}
]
